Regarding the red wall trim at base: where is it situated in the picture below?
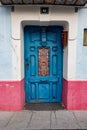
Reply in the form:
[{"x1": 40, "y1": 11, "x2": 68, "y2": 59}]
[
  {"x1": 62, "y1": 79, "x2": 87, "y2": 110},
  {"x1": 0, "y1": 79, "x2": 25, "y2": 111},
  {"x1": 1, "y1": 78, "x2": 87, "y2": 110}
]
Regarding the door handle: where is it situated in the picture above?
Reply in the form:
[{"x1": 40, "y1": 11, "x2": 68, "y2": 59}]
[{"x1": 25, "y1": 64, "x2": 29, "y2": 67}]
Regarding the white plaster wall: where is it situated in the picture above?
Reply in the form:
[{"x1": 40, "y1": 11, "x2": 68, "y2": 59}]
[
  {"x1": 0, "y1": 7, "x2": 12, "y2": 80},
  {"x1": 50, "y1": 6, "x2": 77, "y2": 80},
  {"x1": 11, "y1": 5, "x2": 77, "y2": 80},
  {"x1": 76, "y1": 8, "x2": 87, "y2": 80}
]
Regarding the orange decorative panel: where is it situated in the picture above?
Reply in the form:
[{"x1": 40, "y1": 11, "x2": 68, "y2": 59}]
[
  {"x1": 38, "y1": 48, "x2": 49, "y2": 76},
  {"x1": 62, "y1": 31, "x2": 68, "y2": 46}
]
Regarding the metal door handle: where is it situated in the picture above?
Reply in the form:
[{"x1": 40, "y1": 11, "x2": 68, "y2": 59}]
[{"x1": 26, "y1": 64, "x2": 29, "y2": 67}]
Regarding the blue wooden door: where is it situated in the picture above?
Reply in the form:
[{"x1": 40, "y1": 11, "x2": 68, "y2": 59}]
[{"x1": 24, "y1": 26, "x2": 63, "y2": 103}]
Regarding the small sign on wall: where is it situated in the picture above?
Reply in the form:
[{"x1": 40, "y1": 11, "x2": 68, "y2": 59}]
[
  {"x1": 83, "y1": 29, "x2": 87, "y2": 46},
  {"x1": 40, "y1": 7, "x2": 49, "y2": 14}
]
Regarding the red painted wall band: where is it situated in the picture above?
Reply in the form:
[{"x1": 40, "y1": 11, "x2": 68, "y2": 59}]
[
  {"x1": 62, "y1": 79, "x2": 87, "y2": 110},
  {"x1": 0, "y1": 78, "x2": 87, "y2": 110},
  {"x1": 0, "y1": 79, "x2": 25, "y2": 111}
]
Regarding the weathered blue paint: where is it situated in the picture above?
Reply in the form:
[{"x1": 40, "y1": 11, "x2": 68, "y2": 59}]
[
  {"x1": 76, "y1": 8, "x2": 87, "y2": 80},
  {"x1": 0, "y1": 7, "x2": 12, "y2": 80},
  {"x1": 24, "y1": 26, "x2": 63, "y2": 103}
]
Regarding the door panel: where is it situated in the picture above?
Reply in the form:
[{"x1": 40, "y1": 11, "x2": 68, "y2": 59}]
[
  {"x1": 24, "y1": 26, "x2": 63, "y2": 103},
  {"x1": 30, "y1": 55, "x2": 36, "y2": 76},
  {"x1": 38, "y1": 47, "x2": 49, "y2": 76},
  {"x1": 38, "y1": 83, "x2": 50, "y2": 99},
  {"x1": 31, "y1": 83, "x2": 36, "y2": 100}
]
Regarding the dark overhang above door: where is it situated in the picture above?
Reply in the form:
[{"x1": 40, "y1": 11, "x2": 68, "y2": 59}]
[{"x1": 0, "y1": 0, "x2": 87, "y2": 6}]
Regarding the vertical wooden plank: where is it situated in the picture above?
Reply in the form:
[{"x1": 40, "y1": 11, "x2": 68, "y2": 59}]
[
  {"x1": 52, "y1": 55, "x2": 57, "y2": 75},
  {"x1": 30, "y1": 55, "x2": 36, "y2": 76},
  {"x1": 52, "y1": 83, "x2": 57, "y2": 100},
  {"x1": 31, "y1": 83, "x2": 36, "y2": 100}
]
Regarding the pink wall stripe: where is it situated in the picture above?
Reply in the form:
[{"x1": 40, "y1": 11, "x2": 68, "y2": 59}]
[
  {"x1": 1, "y1": 78, "x2": 87, "y2": 110},
  {"x1": 0, "y1": 79, "x2": 25, "y2": 111},
  {"x1": 62, "y1": 79, "x2": 87, "y2": 110}
]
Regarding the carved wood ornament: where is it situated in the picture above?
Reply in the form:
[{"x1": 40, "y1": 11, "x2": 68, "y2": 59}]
[{"x1": 38, "y1": 48, "x2": 49, "y2": 76}]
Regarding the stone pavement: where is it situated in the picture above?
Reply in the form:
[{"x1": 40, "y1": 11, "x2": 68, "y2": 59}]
[{"x1": 0, "y1": 110, "x2": 87, "y2": 130}]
